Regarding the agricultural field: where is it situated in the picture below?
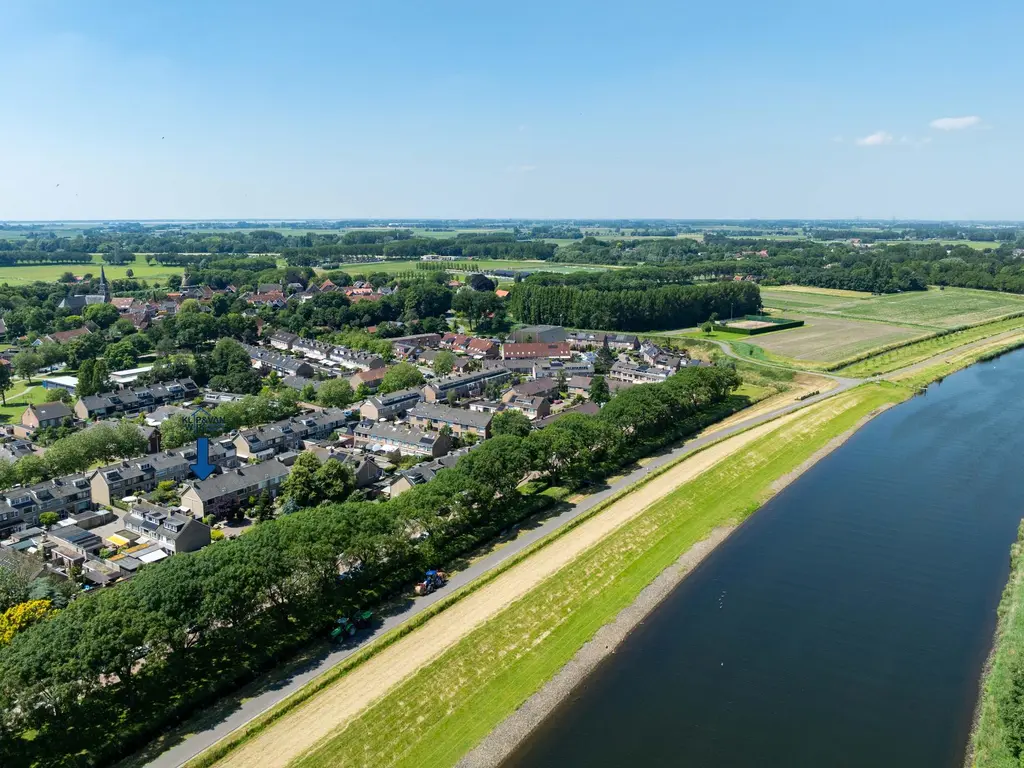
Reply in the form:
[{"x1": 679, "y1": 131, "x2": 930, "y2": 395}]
[
  {"x1": 0, "y1": 224, "x2": 92, "y2": 240},
  {"x1": 665, "y1": 313, "x2": 923, "y2": 367},
  {"x1": 668, "y1": 286, "x2": 1024, "y2": 371},
  {"x1": 760, "y1": 287, "x2": 873, "y2": 314},
  {"x1": 762, "y1": 286, "x2": 1024, "y2": 330},
  {"x1": 830, "y1": 287, "x2": 1024, "y2": 329},
  {"x1": 837, "y1": 314, "x2": 1024, "y2": 377},
  {"x1": 0, "y1": 254, "x2": 183, "y2": 285},
  {"x1": 732, "y1": 314, "x2": 923, "y2": 365},
  {"x1": 930, "y1": 239, "x2": 1001, "y2": 250},
  {"x1": 334, "y1": 259, "x2": 615, "y2": 277},
  {"x1": 407, "y1": 227, "x2": 513, "y2": 239},
  {"x1": 256, "y1": 385, "x2": 905, "y2": 768},
  {"x1": 164, "y1": 227, "x2": 347, "y2": 237}
]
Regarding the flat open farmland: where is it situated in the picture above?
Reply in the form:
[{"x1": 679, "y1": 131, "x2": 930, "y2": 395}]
[
  {"x1": 763, "y1": 285, "x2": 873, "y2": 300},
  {"x1": 763, "y1": 285, "x2": 1024, "y2": 330},
  {"x1": 743, "y1": 314, "x2": 923, "y2": 364},
  {"x1": 408, "y1": 228, "x2": 514, "y2": 238},
  {"x1": 335, "y1": 259, "x2": 615, "y2": 277},
  {"x1": 833, "y1": 287, "x2": 1024, "y2": 328},
  {"x1": 760, "y1": 288, "x2": 870, "y2": 313},
  {"x1": 0, "y1": 254, "x2": 183, "y2": 285}
]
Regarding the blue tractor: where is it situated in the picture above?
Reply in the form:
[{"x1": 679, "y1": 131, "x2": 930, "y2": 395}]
[{"x1": 414, "y1": 569, "x2": 448, "y2": 596}]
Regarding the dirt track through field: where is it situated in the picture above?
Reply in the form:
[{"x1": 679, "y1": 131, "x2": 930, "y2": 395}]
[{"x1": 213, "y1": 412, "x2": 808, "y2": 768}]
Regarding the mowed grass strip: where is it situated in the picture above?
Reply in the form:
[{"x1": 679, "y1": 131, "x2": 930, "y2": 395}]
[
  {"x1": 838, "y1": 315, "x2": 1024, "y2": 377},
  {"x1": 290, "y1": 384, "x2": 907, "y2": 768}
]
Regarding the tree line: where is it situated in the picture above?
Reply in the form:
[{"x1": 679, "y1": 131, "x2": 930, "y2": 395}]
[
  {"x1": 508, "y1": 274, "x2": 761, "y2": 331},
  {"x1": 0, "y1": 252, "x2": 95, "y2": 265},
  {"x1": 545, "y1": 234, "x2": 1024, "y2": 295},
  {"x1": 0, "y1": 364, "x2": 739, "y2": 768},
  {"x1": 281, "y1": 233, "x2": 556, "y2": 267}
]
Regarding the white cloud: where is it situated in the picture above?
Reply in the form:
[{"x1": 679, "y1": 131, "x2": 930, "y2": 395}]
[
  {"x1": 930, "y1": 115, "x2": 981, "y2": 131},
  {"x1": 855, "y1": 131, "x2": 893, "y2": 147}
]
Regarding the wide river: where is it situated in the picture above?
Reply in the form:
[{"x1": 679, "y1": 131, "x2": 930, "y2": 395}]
[{"x1": 505, "y1": 350, "x2": 1024, "y2": 768}]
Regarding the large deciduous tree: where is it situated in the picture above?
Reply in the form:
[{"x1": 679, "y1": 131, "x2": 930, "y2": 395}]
[{"x1": 377, "y1": 363, "x2": 424, "y2": 394}]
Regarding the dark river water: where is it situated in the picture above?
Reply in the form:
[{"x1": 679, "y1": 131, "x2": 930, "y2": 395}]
[{"x1": 505, "y1": 350, "x2": 1024, "y2": 768}]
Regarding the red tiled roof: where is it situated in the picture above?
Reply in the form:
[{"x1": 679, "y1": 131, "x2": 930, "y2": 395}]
[
  {"x1": 501, "y1": 342, "x2": 571, "y2": 360},
  {"x1": 47, "y1": 327, "x2": 91, "y2": 344}
]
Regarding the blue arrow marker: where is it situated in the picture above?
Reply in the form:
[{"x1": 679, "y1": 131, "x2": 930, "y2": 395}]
[{"x1": 190, "y1": 437, "x2": 216, "y2": 481}]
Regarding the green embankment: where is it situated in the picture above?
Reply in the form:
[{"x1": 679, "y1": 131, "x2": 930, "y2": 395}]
[
  {"x1": 891, "y1": 333, "x2": 1024, "y2": 390},
  {"x1": 836, "y1": 314, "x2": 1024, "y2": 377},
  {"x1": 901, "y1": 334, "x2": 1024, "y2": 768},
  {"x1": 290, "y1": 383, "x2": 908, "y2": 768},
  {"x1": 971, "y1": 523, "x2": 1024, "y2": 768}
]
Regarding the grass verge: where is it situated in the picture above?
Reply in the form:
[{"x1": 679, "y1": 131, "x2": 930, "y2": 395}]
[
  {"x1": 289, "y1": 384, "x2": 907, "y2": 768},
  {"x1": 970, "y1": 522, "x2": 1024, "y2": 768}
]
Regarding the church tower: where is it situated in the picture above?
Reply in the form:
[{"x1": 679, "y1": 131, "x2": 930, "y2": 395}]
[{"x1": 99, "y1": 265, "x2": 110, "y2": 301}]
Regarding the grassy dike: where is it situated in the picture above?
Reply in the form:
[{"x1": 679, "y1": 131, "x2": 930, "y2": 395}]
[
  {"x1": 889, "y1": 333, "x2": 1024, "y2": 390},
  {"x1": 287, "y1": 383, "x2": 909, "y2": 768},
  {"x1": 972, "y1": 522, "x2": 1024, "y2": 768},
  {"x1": 837, "y1": 313, "x2": 1024, "y2": 377}
]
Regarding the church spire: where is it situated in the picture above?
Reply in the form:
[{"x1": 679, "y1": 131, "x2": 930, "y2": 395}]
[{"x1": 99, "y1": 265, "x2": 109, "y2": 300}]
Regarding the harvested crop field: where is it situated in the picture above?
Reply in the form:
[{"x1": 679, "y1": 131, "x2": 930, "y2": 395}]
[
  {"x1": 743, "y1": 314, "x2": 922, "y2": 364},
  {"x1": 763, "y1": 285, "x2": 872, "y2": 299},
  {"x1": 760, "y1": 288, "x2": 870, "y2": 313}
]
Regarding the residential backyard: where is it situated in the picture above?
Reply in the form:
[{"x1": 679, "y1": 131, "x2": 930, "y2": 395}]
[{"x1": 0, "y1": 383, "x2": 56, "y2": 423}]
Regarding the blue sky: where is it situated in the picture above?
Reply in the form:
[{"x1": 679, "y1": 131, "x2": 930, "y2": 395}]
[{"x1": 1, "y1": 0, "x2": 1021, "y2": 221}]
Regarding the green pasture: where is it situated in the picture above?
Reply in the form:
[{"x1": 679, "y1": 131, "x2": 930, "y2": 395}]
[
  {"x1": 834, "y1": 287, "x2": 1024, "y2": 329},
  {"x1": 764, "y1": 286, "x2": 1024, "y2": 330},
  {"x1": 335, "y1": 259, "x2": 615, "y2": 277},
  {"x1": 0, "y1": 254, "x2": 184, "y2": 285}
]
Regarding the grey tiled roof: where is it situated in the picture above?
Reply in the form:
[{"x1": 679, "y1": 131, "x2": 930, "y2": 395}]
[
  {"x1": 408, "y1": 402, "x2": 492, "y2": 430},
  {"x1": 30, "y1": 402, "x2": 73, "y2": 422},
  {"x1": 185, "y1": 459, "x2": 291, "y2": 502}
]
